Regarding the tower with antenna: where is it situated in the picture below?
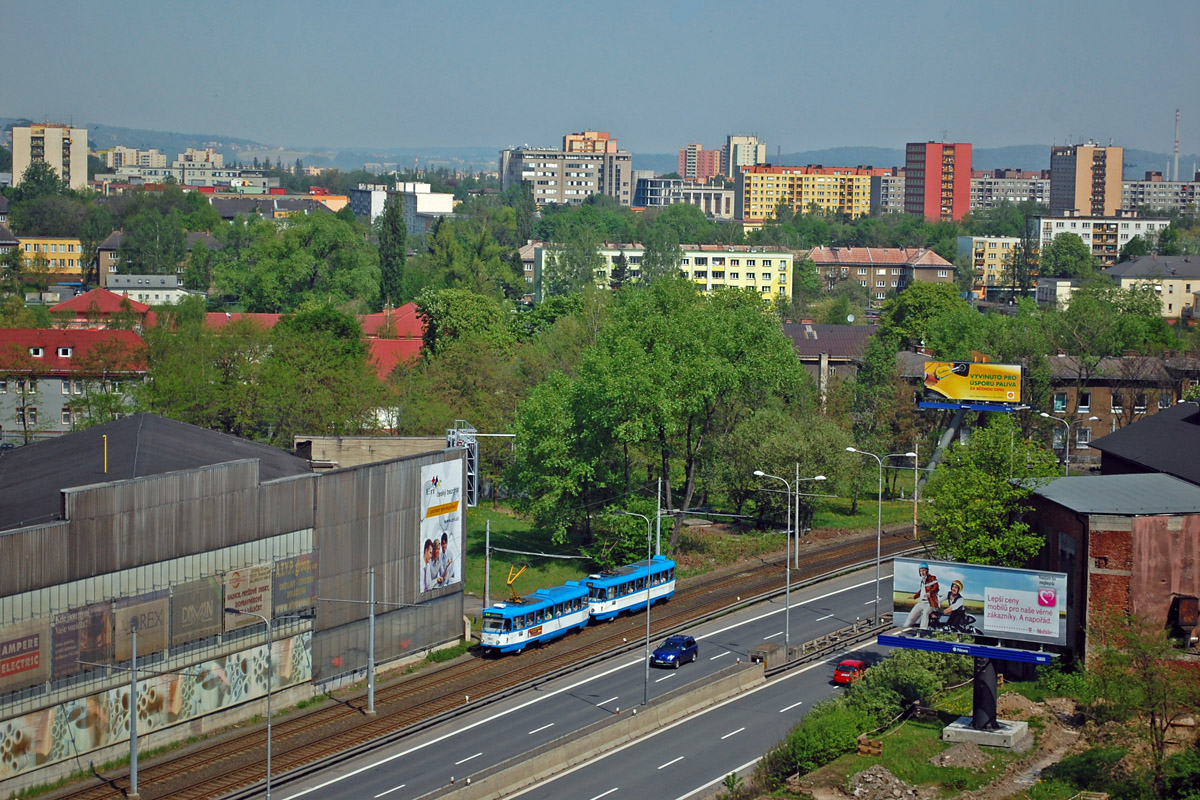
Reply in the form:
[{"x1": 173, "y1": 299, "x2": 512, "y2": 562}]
[{"x1": 1174, "y1": 109, "x2": 1180, "y2": 182}]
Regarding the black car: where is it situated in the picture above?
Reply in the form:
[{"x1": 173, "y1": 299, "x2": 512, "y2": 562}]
[{"x1": 651, "y1": 635, "x2": 698, "y2": 668}]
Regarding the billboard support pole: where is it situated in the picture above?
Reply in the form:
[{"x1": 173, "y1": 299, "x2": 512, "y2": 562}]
[{"x1": 972, "y1": 656, "x2": 999, "y2": 730}]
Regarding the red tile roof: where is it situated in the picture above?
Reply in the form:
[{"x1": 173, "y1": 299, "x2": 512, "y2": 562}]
[
  {"x1": 0, "y1": 329, "x2": 146, "y2": 374},
  {"x1": 359, "y1": 303, "x2": 424, "y2": 338},
  {"x1": 50, "y1": 287, "x2": 152, "y2": 315},
  {"x1": 368, "y1": 338, "x2": 422, "y2": 378},
  {"x1": 205, "y1": 312, "x2": 284, "y2": 329},
  {"x1": 808, "y1": 246, "x2": 952, "y2": 267}
]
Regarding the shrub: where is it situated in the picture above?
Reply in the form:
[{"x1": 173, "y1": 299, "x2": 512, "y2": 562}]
[
  {"x1": 1164, "y1": 746, "x2": 1200, "y2": 800},
  {"x1": 753, "y1": 699, "x2": 871, "y2": 790}
]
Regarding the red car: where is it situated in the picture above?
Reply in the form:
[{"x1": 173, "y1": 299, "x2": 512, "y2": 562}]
[{"x1": 833, "y1": 658, "x2": 867, "y2": 685}]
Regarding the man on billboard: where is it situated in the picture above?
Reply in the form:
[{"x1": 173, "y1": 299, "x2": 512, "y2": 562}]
[{"x1": 904, "y1": 562, "x2": 940, "y2": 631}]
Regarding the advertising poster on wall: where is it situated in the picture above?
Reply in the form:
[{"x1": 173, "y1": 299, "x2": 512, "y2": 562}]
[
  {"x1": 114, "y1": 590, "x2": 169, "y2": 661},
  {"x1": 52, "y1": 602, "x2": 112, "y2": 678},
  {"x1": 0, "y1": 632, "x2": 313, "y2": 781},
  {"x1": 224, "y1": 563, "x2": 273, "y2": 628},
  {"x1": 0, "y1": 619, "x2": 51, "y2": 693},
  {"x1": 893, "y1": 557, "x2": 1068, "y2": 646},
  {"x1": 171, "y1": 577, "x2": 223, "y2": 647},
  {"x1": 922, "y1": 361, "x2": 1022, "y2": 405},
  {"x1": 273, "y1": 552, "x2": 318, "y2": 617},
  {"x1": 419, "y1": 461, "x2": 463, "y2": 594}
]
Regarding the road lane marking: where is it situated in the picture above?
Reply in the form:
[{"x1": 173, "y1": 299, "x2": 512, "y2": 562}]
[
  {"x1": 598, "y1": 696, "x2": 619, "y2": 707},
  {"x1": 720, "y1": 727, "x2": 745, "y2": 740},
  {"x1": 816, "y1": 614, "x2": 834, "y2": 621},
  {"x1": 286, "y1": 578, "x2": 888, "y2": 799},
  {"x1": 779, "y1": 700, "x2": 804, "y2": 713},
  {"x1": 455, "y1": 752, "x2": 482, "y2": 765},
  {"x1": 764, "y1": 631, "x2": 783, "y2": 639},
  {"x1": 589, "y1": 789, "x2": 619, "y2": 800},
  {"x1": 528, "y1": 723, "x2": 554, "y2": 735},
  {"x1": 658, "y1": 756, "x2": 684, "y2": 769},
  {"x1": 709, "y1": 651, "x2": 730, "y2": 660},
  {"x1": 374, "y1": 785, "x2": 405, "y2": 798},
  {"x1": 655, "y1": 674, "x2": 675, "y2": 683}
]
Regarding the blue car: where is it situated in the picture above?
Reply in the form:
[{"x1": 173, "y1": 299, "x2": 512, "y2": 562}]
[{"x1": 651, "y1": 635, "x2": 698, "y2": 668}]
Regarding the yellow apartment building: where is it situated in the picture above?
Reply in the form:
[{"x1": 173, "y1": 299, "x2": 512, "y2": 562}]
[
  {"x1": 735, "y1": 165, "x2": 878, "y2": 222},
  {"x1": 18, "y1": 236, "x2": 87, "y2": 279},
  {"x1": 957, "y1": 235, "x2": 1020, "y2": 299}
]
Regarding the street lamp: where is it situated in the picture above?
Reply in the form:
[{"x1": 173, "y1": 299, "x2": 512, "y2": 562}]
[
  {"x1": 754, "y1": 470, "x2": 825, "y2": 649},
  {"x1": 846, "y1": 448, "x2": 917, "y2": 624},
  {"x1": 1039, "y1": 412, "x2": 1100, "y2": 476},
  {"x1": 224, "y1": 608, "x2": 315, "y2": 800},
  {"x1": 614, "y1": 510, "x2": 652, "y2": 706}
]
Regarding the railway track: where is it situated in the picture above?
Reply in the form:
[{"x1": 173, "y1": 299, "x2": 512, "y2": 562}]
[{"x1": 42, "y1": 528, "x2": 925, "y2": 800}]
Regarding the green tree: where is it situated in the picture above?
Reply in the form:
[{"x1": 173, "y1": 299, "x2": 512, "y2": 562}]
[
  {"x1": 14, "y1": 161, "x2": 68, "y2": 203},
  {"x1": 638, "y1": 224, "x2": 682, "y2": 284},
  {"x1": 542, "y1": 224, "x2": 603, "y2": 297},
  {"x1": 8, "y1": 194, "x2": 85, "y2": 236},
  {"x1": 1002, "y1": 230, "x2": 1039, "y2": 297},
  {"x1": 876, "y1": 281, "x2": 969, "y2": 349},
  {"x1": 377, "y1": 195, "x2": 407, "y2": 308},
  {"x1": 1119, "y1": 235, "x2": 1152, "y2": 262},
  {"x1": 1040, "y1": 232, "x2": 1097, "y2": 279},
  {"x1": 416, "y1": 287, "x2": 515, "y2": 357},
  {"x1": 121, "y1": 208, "x2": 187, "y2": 274},
  {"x1": 79, "y1": 204, "x2": 115, "y2": 287},
  {"x1": 924, "y1": 414, "x2": 1059, "y2": 565},
  {"x1": 182, "y1": 239, "x2": 213, "y2": 291}
]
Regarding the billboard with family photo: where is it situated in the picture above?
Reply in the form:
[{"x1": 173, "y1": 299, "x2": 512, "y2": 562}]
[
  {"x1": 418, "y1": 461, "x2": 463, "y2": 594},
  {"x1": 893, "y1": 557, "x2": 1068, "y2": 646}
]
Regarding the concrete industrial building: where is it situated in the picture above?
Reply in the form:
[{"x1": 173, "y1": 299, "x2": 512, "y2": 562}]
[
  {"x1": 736, "y1": 165, "x2": 878, "y2": 223},
  {"x1": 0, "y1": 416, "x2": 467, "y2": 792},
  {"x1": 904, "y1": 142, "x2": 972, "y2": 222},
  {"x1": 1049, "y1": 143, "x2": 1124, "y2": 217},
  {"x1": 500, "y1": 133, "x2": 633, "y2": 207},
  {"x1": 12, "y1": 124, "x2": 88, "y2": 192}
]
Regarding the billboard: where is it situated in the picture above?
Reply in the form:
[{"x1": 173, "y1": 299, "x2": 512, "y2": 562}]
[
  {"x1": 52, "y1": 602, "x2": 112, "y2": 677},
  {"x1": 0, "y1": 620, "x2": 51, "y2": 693},
  {"x1": 114, "y1": 590, "x2": 169, "y2": 660},
  {"x1": 894, "y1": 557, "x2": 1068, "y2": 646},
  {"x1": 273, "y1": 552, "x2": 319, "y2": 617},
  {"x1": 224, "y1": 563, "x2": 273, "y2": 628},
  {"x1": 171, "y1": 577, "x2": 223, "y2": 646},
  {"x1": 418, "y1": 461, "x2": 463, "y2": 594},
  {"x1": 923, "y1": 361, "x2": 1022, "y2": 405}
]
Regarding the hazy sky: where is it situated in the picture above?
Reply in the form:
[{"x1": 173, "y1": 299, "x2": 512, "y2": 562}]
[{"x1": 6, "y1": 0, "x2": 1198, "y2": 156}]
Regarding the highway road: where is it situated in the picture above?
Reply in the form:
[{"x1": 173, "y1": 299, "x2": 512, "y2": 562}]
[{"x1": 279, "y1": 565, "x2": 896, "y2": 800}]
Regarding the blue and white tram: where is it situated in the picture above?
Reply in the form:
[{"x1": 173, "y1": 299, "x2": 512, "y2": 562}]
[
  {"x1": 586, "y1": 555, "x2": 676, "y2": 622},
  {"x1": 480, "y1": 581, "x2": 590, "y2": 653}
]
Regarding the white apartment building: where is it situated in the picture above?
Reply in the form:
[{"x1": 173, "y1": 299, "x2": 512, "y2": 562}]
[
  {"x1": 1122, "y1": 173, "x2": 1200, "y2": 214},
  {"x1": 724, "y1": 135, "x2": 766, "y2": 178},
  {"x1": 1034, "y1": 212, "x2": 1170, "y2": 268},
  {"x1": 101, "y1": 146, "x2": 167, "y2": 169},
  {"x1": 499, "y1": 147, "x2": 633, "y2": 206},
  {"x1": 532, "y1": 243, "x2": 792, "y2": 303},
  {"x1": 349, "y1": 182, "x2": 455, "y2": 235},
  {"x1": 970, "y1": 171, "x2": 1051, "y2": 210}
]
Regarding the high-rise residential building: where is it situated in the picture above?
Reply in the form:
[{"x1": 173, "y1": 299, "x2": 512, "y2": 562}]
[
  {"x1": 12, "y1": 124, "x2": 88, "y2": 191},
  {"x1": 969, "y1": 169, "x2": 1051, "y2": 210},
  {"x1": 723, "y1": 135, "x2": 766, "y2": 179},
  {"x1": 904, "y1": 142, "x2": 972, "y2": 222},
  {"x1": 178, "y1": 147, "x2": 225, "y2": 167},
  {"x1": 736, "y1": 165, "x2": 880, "y2": 223},
  {"x1": 957, "y1": 235, "x2": 1021, "y2": 299},
  {"x1": 562, "y1": 130, "x2": 618, "y2": 154},
  {"x1": 1049, "y1": 143, "x2": 1123, "y2": 217},
  {"x1": 500, "y1": 136, "x2": 634, "y2": 206},
  {"x1": 870, "y1": 168, "x2": 906, "y2": 215},
  {"x1": 678, "y1": 144, "x2": 722, "y2": 182}
]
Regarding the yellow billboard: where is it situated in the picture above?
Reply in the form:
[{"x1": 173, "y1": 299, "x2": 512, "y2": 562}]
[{"x1": 923, "y1": 361, "x2": 1022, "y2": 404}]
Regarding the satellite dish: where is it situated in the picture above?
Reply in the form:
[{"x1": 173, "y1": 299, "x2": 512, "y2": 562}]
[{"x1": 847, "y1": 314, "x2": 855, "y2": 323}]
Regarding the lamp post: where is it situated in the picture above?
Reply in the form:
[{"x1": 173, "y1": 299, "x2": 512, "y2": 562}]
[
  {"x1": 224, "y1": 608, "x2": 315, "y2": 799},
  {"x1": 1040, "y1": 412, "x2": 1100, "y2": 476},
  {"x1": 753, "y1": 470, "x2": 825, "y2": 649},
  {"x1": 614, "y1": 510, "x2": 652, "y2": 706},
  {"x1": 846, "y1": 448, "x2": 917, "y2": 624}
]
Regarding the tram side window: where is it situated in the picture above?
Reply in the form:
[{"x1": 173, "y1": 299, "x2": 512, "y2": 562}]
[
  {"x1": 554, "y1": 603, "x2": 562, "y2": 618},
  {"x1": 516, "y1": 614, "x2": 525, "y2": 629}
]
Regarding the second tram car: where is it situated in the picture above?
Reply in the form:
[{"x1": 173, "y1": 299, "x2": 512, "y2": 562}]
[
  {"x1": 586, "y1": 555, "x2": 676, "y2": 621},
  {"x1": 480, "y1": 581, "x2": 589, "y2": 653}
]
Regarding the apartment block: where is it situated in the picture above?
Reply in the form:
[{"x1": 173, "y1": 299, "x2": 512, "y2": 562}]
[
  {"x1": 532, "y1": 243, "x2": 792, "y2": 303},
  {"x1": 1122, "y1": 171, "x2": 1200, "y2": 214},
  {"x1": 12, "y1": 124, "x2": 88, "y2": 191},
  {"x1": 347, "y1": 182, "x2": 454, "y2": 234},
  {"x1": 957, "y1": 235, "x2": 1021, "y2": 299},
  {"x1": 870, "y1": 169, "x2": 906, "y2": 215},
  {"x1": 17, "y1": 236, "x2": 86, "y2": 279},
  {"x1": 632, "y1": 178, "x2": 734, "y2": 219},
  {"x1": 563, "y1": 130, "x2": 618, "y2": 154},
  {"x1": 678, "y1": 144, "x2": 722, "y2": 182},
  {"x1": 1106, "y1": 255, "x2": 1200, "y2": 319},
  {"x1": 969, "y1": 169, "x2": 1051, "y2": 210},
  {"x1": 1034, "y1": 212, "x2": 1169, "y2": 268},
  {"x1": 736, "y1": 165, "x2": 878, "y2": 222},
  {"x1": 723, "y1": 135, "x2": 766, "y2": 179},
  {"x1": 1049, "y1": 143, "x2": 1123, "y2": 216},
  {"x1": 100, "y1": 146, "x2": 167, "y2": 169},
  {"x1": 904, "y1": 142, "x2": 972, "y2": 222},
  {"x1": 809, "y1": 245, "x2": 954, "y2": 307},
  {"x1": 500, "y1": 143, "x2": 633, "y2": 207}
]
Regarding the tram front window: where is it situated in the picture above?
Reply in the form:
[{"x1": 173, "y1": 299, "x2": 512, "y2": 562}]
[{"x1": 482, "y1": 616, "x2": 507, "y2": 633}]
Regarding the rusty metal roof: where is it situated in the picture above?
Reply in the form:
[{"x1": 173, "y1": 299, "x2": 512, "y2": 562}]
[{"x1": 1032, "y1": 473, "x2": 1200, "y2": 515}]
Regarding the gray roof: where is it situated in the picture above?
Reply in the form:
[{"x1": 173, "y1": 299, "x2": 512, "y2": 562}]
[
  {"x1": 1090, "y1": 401, "x2": 1200, "y2": 484},
  {"x1": 782, "y1": 323, "x2": 877, "y2": 360},
  {"x1": 1107, "y1": 255, "x2": 1200, "y2": 280},
  {"x1": 0, "y1": 414, "x2": 311, "y2": 532},
  {"x1": 1032, "y1": 472, "x2": 1200, "y2": 515}
]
